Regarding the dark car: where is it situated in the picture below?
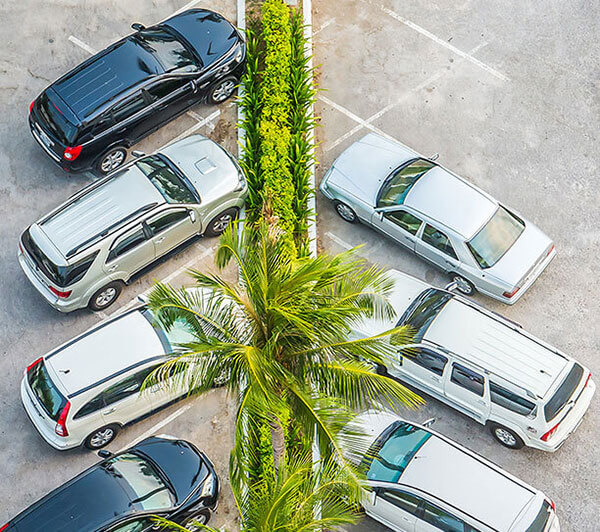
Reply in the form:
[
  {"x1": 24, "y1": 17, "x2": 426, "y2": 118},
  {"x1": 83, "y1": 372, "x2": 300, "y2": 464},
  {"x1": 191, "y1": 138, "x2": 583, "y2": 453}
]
[
  {"x1": 1, "y1": 436, "x2": 219, "y2": 532},
  {"x1": 28, "y1": 9, "x2": 245, "y2": 175}
]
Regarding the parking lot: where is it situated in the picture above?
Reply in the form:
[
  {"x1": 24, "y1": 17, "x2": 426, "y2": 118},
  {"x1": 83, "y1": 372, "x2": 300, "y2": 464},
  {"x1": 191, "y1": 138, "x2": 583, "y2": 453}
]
[
  {"x1": 313, "y1": 0, "x2": 599, "y2": 530},
  {"x1": 0, "y1": 0, "x2": 240, "y2": 528}
]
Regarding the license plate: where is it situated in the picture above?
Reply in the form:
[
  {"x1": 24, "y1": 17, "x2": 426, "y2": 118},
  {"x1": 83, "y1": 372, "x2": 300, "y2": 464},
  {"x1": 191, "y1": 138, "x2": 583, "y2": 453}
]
[{"x1": 36, "y1": 125, "x2": 54, "y2": 148}]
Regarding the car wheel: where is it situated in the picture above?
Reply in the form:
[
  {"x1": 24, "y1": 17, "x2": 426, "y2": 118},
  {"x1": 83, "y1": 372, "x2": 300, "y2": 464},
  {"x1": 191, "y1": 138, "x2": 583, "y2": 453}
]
[
  {"x1": 88, "y1": 281, "x2": 123, "y2": 311},
  {"x1": 451, "y1": 274, "x2": 476, "y2": 296},
  {"x1": 489, "y1": 423, "x2": 524, "y2": 449},
  {"x1": 182, "y1": 510, "x2": 211, "y2": 531},
  {"x1": 85, "y1": 425, "x2": 119, "y2": 449},
  {"x1": 375, "y1": 363, "x2": 389, "y2": 376},
  {"x1": 208, "y1": 76, "x2": 238, "y2": 104},
  {"x1": 334, "y1": 201, "x2": 358, "y2": 223},
  {"x1": 204, "y1": 208, "x2": 238, "y2": 237},
  {"x1": 96, "y1": 146, "x2": 127, "y2": 175}
]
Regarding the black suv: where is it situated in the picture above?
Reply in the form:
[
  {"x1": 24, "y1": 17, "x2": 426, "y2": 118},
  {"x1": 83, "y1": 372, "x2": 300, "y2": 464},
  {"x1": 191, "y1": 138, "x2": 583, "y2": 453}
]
[
  {"x1": 29, "y1": 9, "x2": 245, "y2": 175},
  {"x1": 2, "y1": 436, "x2": 219, "y2": 531}
]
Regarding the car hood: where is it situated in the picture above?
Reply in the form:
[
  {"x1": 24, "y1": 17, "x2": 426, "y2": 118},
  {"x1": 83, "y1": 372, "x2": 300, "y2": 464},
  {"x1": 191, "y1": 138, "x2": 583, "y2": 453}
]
[
  {"x1": 484, "y1": 220, "x2": 553, "y2": 288},
  {"x1": 327, "y1": 133, "x2": 418, "y2": 206},
  {"x1": 162, "y1": 9, "x2": 240, "y2": 67}
]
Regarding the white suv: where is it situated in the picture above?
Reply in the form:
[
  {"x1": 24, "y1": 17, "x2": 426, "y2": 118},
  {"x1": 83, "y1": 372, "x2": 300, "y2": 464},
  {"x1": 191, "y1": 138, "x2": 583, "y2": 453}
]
[
  {"x1": 353, "y1": 269, "x2": 595, "y2": 451},
  {"x1": 344, "y1": 411, "x2": 560, "y2": 532},
  {"x1": 21, "y1": 304, "x2": 194, "y2": 450}
]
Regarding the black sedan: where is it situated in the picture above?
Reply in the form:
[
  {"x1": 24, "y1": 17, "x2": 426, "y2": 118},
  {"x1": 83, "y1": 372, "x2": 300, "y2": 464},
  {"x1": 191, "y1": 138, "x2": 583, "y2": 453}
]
[
  {"x1": 28, "y1": 9, "x2": 245, "y2": 175},
  {"x1": 2, "y1": 436, "x2": 219, "y2": 531}
]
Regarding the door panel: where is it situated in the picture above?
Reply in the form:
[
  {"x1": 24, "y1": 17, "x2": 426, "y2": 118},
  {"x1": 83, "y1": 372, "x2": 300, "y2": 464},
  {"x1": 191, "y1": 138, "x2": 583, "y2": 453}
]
[
  {"x1": 100, "y1": 373, "x2": 155, "y2": 427},
  {"x1": 366, "y1": 489, "x2": 420, "y2": 532},
  {"x1": 104, "y1": 225, "x2": 156, "y2": 281},
  {"x1": 370, "y1": 209, "x2": 422, "y2": 251},
  {"x1": 145, "y1": 78, "x2": 196, "y2": 131},
  {"x1": 415, "y1": 224, "x2": 460, "y2": 272},
  {"x1": 444, "y1": 363, "x2": 490, "y2": 422},
  {"x1": 110, "y1": 92, "x2": 155, "y2": 143},
  {"x1": 146, "y1": 208, "x2": 200, "y2": 258},
  {"x1": 394, "y1": 348, "x2": 448, "y2": 398}
]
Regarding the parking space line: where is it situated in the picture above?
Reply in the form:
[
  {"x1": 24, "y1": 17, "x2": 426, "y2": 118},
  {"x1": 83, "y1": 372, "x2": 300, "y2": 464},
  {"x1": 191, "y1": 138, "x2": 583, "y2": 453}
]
[
  {"x1": 324, "y1": 231, "x2": 354, "y2": 250},
  {"x1": 314, "y1": 19, "x2": 334, "y2": 36},
  {"x1": 376, "y1": 3, "x2": 510, "y2": 82},
  {"x1": 167, "y1": 109, "x2": 221, "y2": 146},
  {"x1": 68, "y1": 35, "x2": 96, "y2": 55}
]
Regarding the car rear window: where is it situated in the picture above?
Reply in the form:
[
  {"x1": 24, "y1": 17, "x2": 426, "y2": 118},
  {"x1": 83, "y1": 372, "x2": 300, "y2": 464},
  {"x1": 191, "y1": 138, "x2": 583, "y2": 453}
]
[
  {"x1": 467, "y1": 206, "x2": 525, "y2": 269},
  {"x1": 37, "y1": 92, "x2": 79, "y2": 145},
  {"x1": 526, "y1": 501, "x2": 552, "y2": 532},
  {"x1": 397, "y1": 288, "x2": 453, "y2": 342},
  {"x1": 22, "y1": 229, "x2": 97, "y2": 287},
  {"x1": 27, "y1": 360, "x2": 67, "y2": 422},
  {"x1": 544, "y1": 363, "x2": 584, "y2": 421},
  {"x1": 377, "y1": 159, "x2": 435, "y2": 208}
]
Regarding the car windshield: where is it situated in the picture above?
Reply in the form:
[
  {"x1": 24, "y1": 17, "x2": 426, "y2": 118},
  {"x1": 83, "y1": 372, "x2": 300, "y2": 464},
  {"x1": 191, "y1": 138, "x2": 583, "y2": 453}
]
[
  {"x1": 397, "y1": 289, "x2": 453, "y2": 342},
  {"x1": 135, "y1": 28, "x2": 198, "y2": 71},
  {"x1": 467, "y1": 206, "x2": 525, "y2": 268},
  {"x1": 526, "y1": 501, "x2": 552, "y2": 532},
  {"x1": 137, "y1": 155, "x2": 199, "y2": 204},
  {"x1": 104, "y1": 453, "x2": 174, "y2": 511},
  {"x1": 141, "y1": 308, "x2": 196, "y2": 353},
  {"x1": 377, "y1": 159, "x2": 435, "y2": 208},
  {"x1": 27, "y1": 360, "x2": 67, "y2": 421},
  {"x1": 37, "y1": 92, "x2": 79, "y2": 145},
  {"x1": 364, "y1": 422, "x2": 431, "y2": 482},
  {"x1": 544, "y1": 363, "x2": 584, "y2": 421}
]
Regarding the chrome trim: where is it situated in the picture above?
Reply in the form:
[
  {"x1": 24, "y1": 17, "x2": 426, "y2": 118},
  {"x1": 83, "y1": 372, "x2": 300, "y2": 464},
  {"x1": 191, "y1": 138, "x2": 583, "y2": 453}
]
[{"x1": 31, "y1": 127, "x2": 61, "y2": 162}]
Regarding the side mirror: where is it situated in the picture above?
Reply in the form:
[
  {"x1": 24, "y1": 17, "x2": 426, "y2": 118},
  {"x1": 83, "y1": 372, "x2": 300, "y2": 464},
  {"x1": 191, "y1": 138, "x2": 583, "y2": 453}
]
[
  {"x1": 131, "y1": 150, "x2": 145, "y2": 158},
  {"x1": 189, "y1": 210, "x2": 197, "y2": 223},
  {"x1": 422, "y1": 417, "x2": 436, "y2": 428},
  {"x1": 137, "y1": 295, "x2": 147, "y2": 304},
  {"x1": 131, "y1": 23, "x2": 146, "y2": 32},
  {"x1": 429, "y1": 153, "x2": 439, "y2": 161},
  {"x1": 97, "y1": 449, "x2": 113, "y2": 459}
]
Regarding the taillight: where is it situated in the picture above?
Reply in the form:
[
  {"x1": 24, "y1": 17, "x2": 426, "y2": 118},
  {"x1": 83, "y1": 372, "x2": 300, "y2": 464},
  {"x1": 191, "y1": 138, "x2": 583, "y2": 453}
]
[
  {"x1": 29, "y1": 100, "x2": 35, "y2": 113},
  {"x1": 541, "y1": 421, "x2": 560, "y2": 442},
  {"x1": 503, "y1": 287, "x2": 520, "y2": 299},
  {"x1": 49, "y1": 286, "x2": 72, "y2": 299},
  {"x1": 546, "y1": 244, "x2": 555, "y2": 257},
  {"x1": 63, "y1": 145, "x2": 82, "y2": 161},
  {"x1": 26, "y1": 357, "x2": 43, "y2": 373},
  {"x1": 55, "y1": 401, "x2": 71, "y2": 437},
  {"x1": 550, "y1": 498, "x2": 556, "y2": 512},
  {"x1": 0, "y1": 523, "x2": 10, "y2": 531},
  {"x1": 585, "y1": 372, "x2": 592, "y2": 388}
]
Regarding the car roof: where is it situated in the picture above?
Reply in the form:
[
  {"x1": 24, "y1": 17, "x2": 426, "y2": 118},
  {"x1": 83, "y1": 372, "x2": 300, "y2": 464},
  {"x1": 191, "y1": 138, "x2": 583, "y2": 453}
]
[
  {"x1": 424, "y1": 298, "x2": 570, "y2": 398},
  {"x1": 404, "y1": 166, "x2": 497, "y2": 239},
  {"x1": 402, "y1": 435, "x2": 536, "y2": 531},
  {"x1": 52, "y1": 37, "x2": 162, "y2": 121},
  {"x1": 45, "y1": 309, "x2": 166, "y2": 397},
  {"x1": 36, "y1": 164, "x2": 164, "y2": 261}
]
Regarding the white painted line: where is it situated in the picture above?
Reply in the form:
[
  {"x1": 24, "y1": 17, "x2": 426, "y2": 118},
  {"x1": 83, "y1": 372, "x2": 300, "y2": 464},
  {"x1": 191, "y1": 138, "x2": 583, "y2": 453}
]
[
  {"x1": 378, "y1": 4, "x2": 510, "y2": 82},
  {"x1": 68, "y1": 35, "x2": 96, "y2": 55},
  {"x1": 118, "y1": 403, "x2": 193, "y2": 452},
  {"x1": 324, "y1": 231, "x2": 354, "y2": 250},
  {"x1": 186, "y1": 110, "x2": 204, "y2": 122},
  {"x1": 162, "y1": 109, "x2": 221, "y2": 148},
  {"x1": 314, "y1": 19, "x2": 334, "y2": 36}
]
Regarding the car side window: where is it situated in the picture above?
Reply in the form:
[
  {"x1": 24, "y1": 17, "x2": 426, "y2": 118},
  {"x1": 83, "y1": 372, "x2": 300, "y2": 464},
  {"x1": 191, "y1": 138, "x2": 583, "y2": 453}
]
[
  {"x1": 421, "y1": 501, "x2": 466, "y2": 532},
  {"x1": 490, "y1": 381, "x2": 536, "y2": 416},
  {"x1": 451, "y1": 364, "x2": 484, "y2": 396},
  {"x1": 112, "y1": 93, "x2": 148, "y2": 122},
  {"x1": 146, "y1": 78, "x2": 187, "y2": 101},
  {"x1": 385, "y1": 210, "x2": 423, "y2": 235},
  {"x1": 378, "y1": 489, "x2": 421, "y2": 515},
  {"x1": 147, "y1": 209, "x2": 189, "y2": 235},
  {"x1": 107, "y1": 227, "x2": 148, "y2": 262},
  {"x1": 422, "y1": 224, "x2": 458, "y2": 260},
  {"x1": 102, "y1": 374, "x2": 143, "y2": 407},
  {"x1": 90, "y1": 111, "x2": 114, "y2": 136},
  {"x1": 109, "y1": 518, "x2": 156, "y2": 532},
  {"x1": 73, "y1": 393, "x2": 105, "y2": 419},
  {"x1": 406, "y1": 348, "x2": 448, "y2": 376}
]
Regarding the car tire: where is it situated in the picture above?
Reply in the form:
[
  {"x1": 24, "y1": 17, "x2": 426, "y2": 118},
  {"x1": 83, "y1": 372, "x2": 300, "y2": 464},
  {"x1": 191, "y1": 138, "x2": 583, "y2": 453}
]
[
  {"x1": 95, "y1": 146, "x2": 128, "y2": 175},
  {"x1": 84, "y1": 424, "x2": 119, "y2": 450},
  {"x1": 88, "y1": 281, "x2": 123, "y2": 311},
  {"x1": 182, "y1": 510, "x2": 211, "y2": 531},
  {"x1": 207, "y1": 76, "x2": 238, "y2": 104},
  {"x1": 204, "y1": 208, "x2": 238, "y2": 237},
  {"x1": 450, "y1": 274, "x2": 476, "y2": 296},
  {"x1": 375, "y1": 363, "x2": 389, "y2": 376},
  {"x1": 334, "y1": 201, "x2": 358, "y2": 223},
  {"x1": 489, "y1": 423, "x2": 524, "y2": 449}
]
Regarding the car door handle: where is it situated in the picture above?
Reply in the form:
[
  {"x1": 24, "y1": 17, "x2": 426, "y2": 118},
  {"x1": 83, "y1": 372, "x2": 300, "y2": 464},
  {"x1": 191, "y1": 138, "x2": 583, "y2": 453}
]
[
  {"x1": 107, "y1": 264, "x2": 117, "y2": 272},
  {"x1": 102, "y1": 408, "x2": 116, "y2": 415},
  {"x1": 477, "y1": 399, "x2": 487, "y2": 405},
  {"x1": 155, "y1": 236, "x2": 166, "y2": 243}
]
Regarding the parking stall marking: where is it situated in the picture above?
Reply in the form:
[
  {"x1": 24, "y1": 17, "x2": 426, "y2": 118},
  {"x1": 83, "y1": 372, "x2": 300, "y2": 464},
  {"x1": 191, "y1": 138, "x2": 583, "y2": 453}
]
[
  {"x1": 324, "y1": 231, "x2": 354, "y2": 251},
  {"x1": 68, "y1": 35, "x2": 97, "y2": 55}
]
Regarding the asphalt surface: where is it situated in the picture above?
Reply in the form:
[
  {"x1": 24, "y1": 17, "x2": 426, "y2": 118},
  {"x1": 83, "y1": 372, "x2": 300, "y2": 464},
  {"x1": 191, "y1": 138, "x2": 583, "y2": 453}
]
[{"x1": 313, "y1": 1, "x2": 599, "y2": 531}]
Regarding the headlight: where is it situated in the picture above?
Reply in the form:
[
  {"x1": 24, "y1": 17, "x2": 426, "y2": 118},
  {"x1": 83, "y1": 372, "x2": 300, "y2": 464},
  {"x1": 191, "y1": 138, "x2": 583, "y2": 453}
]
[
  {"x1": 236, "y1": 171, "x2": 247, "y2": 191},
  {"x1": 200, "y1": 473, "x2": 215, "y2": 498},
  {"x1": 235, "y1": 45, "x2": 244, "y2": 63}
]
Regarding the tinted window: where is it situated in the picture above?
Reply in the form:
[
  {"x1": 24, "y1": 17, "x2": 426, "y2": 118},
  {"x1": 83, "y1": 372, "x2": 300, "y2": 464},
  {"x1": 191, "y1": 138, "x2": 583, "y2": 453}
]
[
  {"x1": 525, "y1": 501, "x2": 552, "y2": 532},
  {"x1": 490, "y1": 381, "x2": 536, "y2": 416},
  {"x1": 112, "y1": 93, "x2": 148, "y2": 122},
  {"x1": 108, "y1": 227, "x2": 147, "y2": 262},
  {"x1": 90, "y1": 112, "x2": 114, "y2": 136},
  {"x1": 135, "y1": 29, "x2": 196, "y2": 71},
  {"x1": 422, "y1": 224, "x2": 458, "y2": 260},
  {"x1": 467, "y1": 206, "x2": 525, "y2": 268},
  {"x1": 136, "y1": 156, "x2": 198, "y2": 204},
  {"x1": 365, "y1": 422, "x2": 431, "y2": 482},
  {"x1": 407, "y1": 348, "x2": 448, "y2": 376},
  {"x1": 378, "y1": 159, "x2": 435, "y2": 207},
  {"x1": 74, "y1": 394, "x2": 105, "y2": 419},
  {"x1": 397, "y1": 289, "x2": 453, "y2": 342},
  {"x1": 38, "y1": 92, "x2": 79, "y2": 144},
  {"x1": 544, "y1": 363, "x2": 584, "y2": 421},
  {"x1": 111, "y1": 518, "x2": 156, "y2": 532},
  {"x1": 379, "y1": 490, "x2": 421, "y2": 515},
  {"x1": 385, "y1": 210, "x2": 422, "y2": 235},
  {"x1": 451, "y1": 364, "x2": 484, "y2": 396},
  {"x1": 103, "y1": 374, "x2": 143, "y2": 406},
  {"x1": 148, "y1": 210, "x2": 189, "y2": 235},
  {"x1": 147, "y1": 79, "x2": 187, "y2": 100},
  {"x1": 422, "y1": 502, "x2": 465, "y2": 532},
  {"x1": 27, "y1": 361, "x2": 67, "y2": 421}
]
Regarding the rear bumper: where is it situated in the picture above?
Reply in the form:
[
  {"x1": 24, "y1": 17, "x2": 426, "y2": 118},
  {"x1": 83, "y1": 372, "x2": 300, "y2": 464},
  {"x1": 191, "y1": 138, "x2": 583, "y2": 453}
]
[{"x1": 502, "y1": 246, "x2": 557, "y2": 305}]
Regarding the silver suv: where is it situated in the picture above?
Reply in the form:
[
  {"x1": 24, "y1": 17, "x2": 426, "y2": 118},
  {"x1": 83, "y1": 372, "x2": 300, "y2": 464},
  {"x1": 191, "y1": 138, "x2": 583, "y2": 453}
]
[{"x1": 18, "y1": 135, "x2": 247, "y2": 312}]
